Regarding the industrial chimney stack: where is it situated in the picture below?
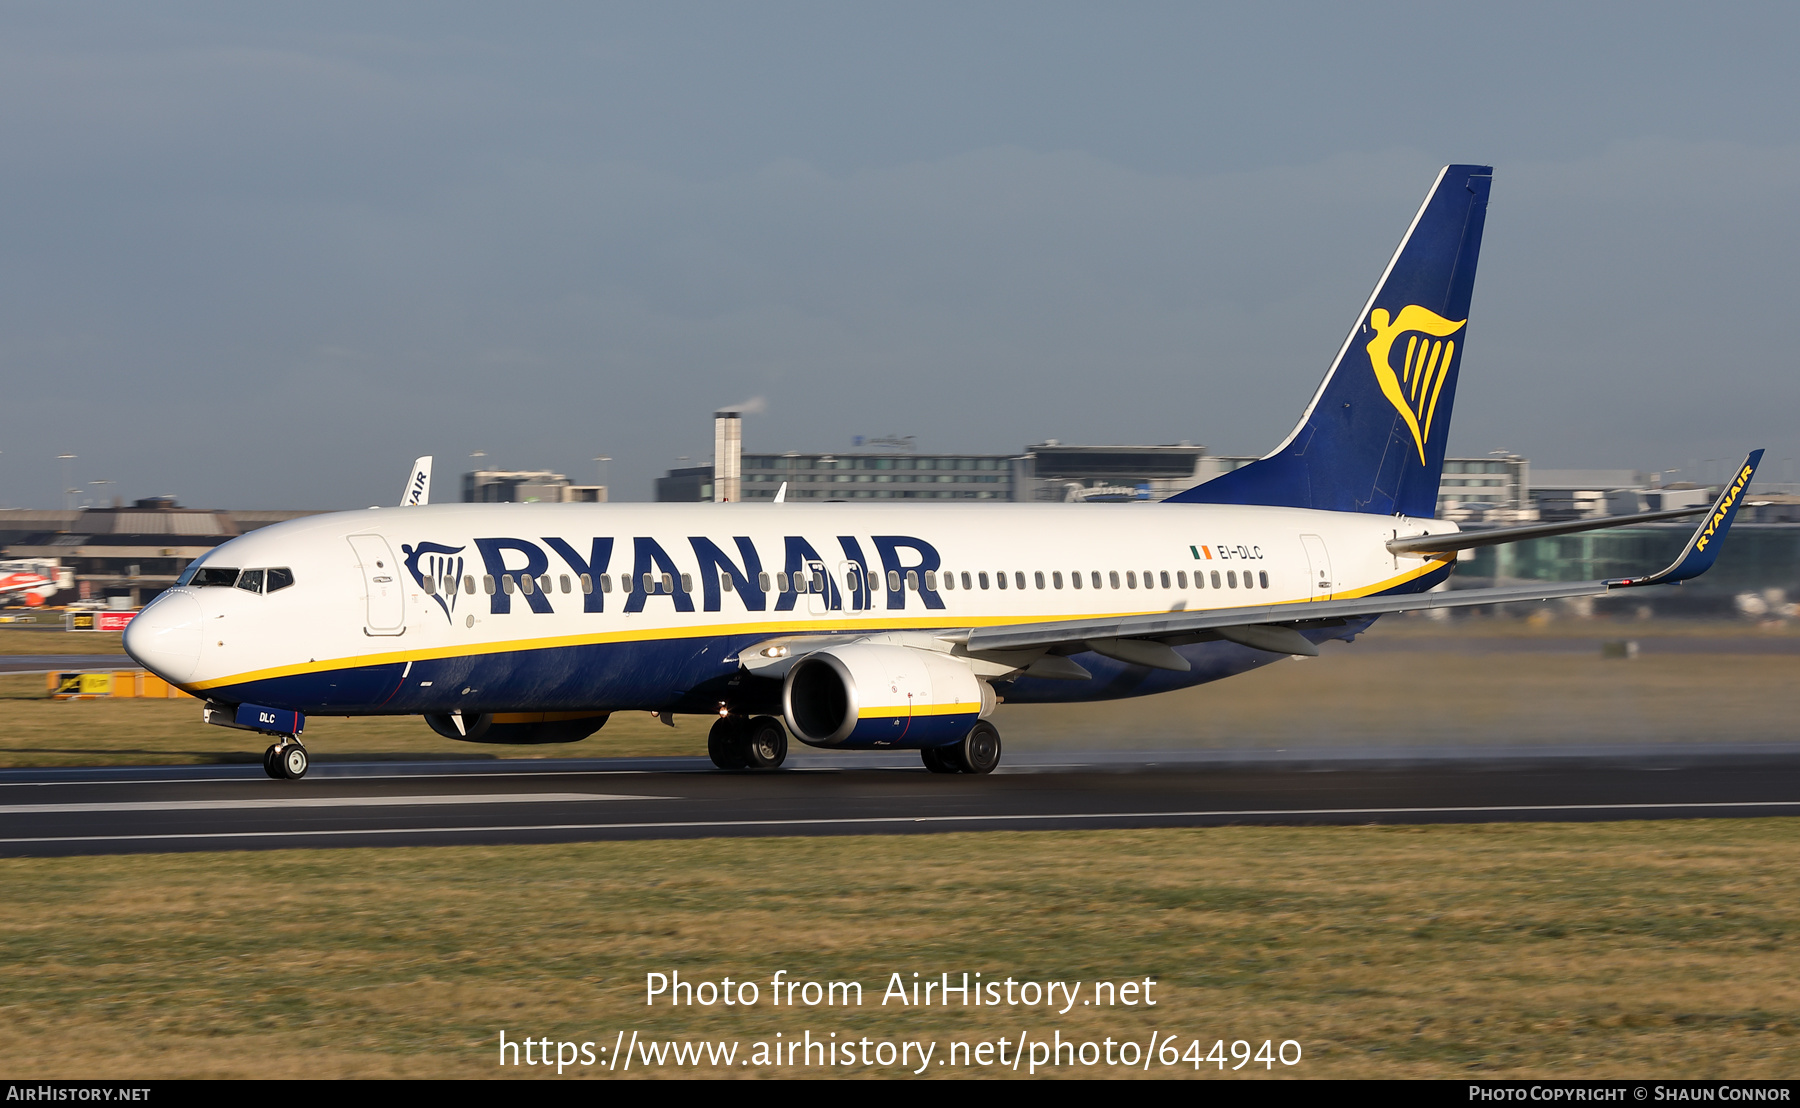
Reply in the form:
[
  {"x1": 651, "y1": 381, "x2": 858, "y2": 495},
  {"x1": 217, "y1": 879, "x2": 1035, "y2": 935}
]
[{"x1": 713, "y1": 409, "x2": 742, "y2": 503}]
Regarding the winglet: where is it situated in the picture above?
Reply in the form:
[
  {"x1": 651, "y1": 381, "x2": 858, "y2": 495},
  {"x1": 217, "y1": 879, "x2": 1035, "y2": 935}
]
[
  {"x1": 400, "y1": 456, "x2": 432, "y2": 507},
  {"x1": 1609, "y1": 450, "x2": 1762, "y2": 588}
]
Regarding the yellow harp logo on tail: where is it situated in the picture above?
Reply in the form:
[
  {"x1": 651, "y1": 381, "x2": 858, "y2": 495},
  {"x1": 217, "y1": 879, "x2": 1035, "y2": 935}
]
[{"x1": 1366, "y1": 305, "x2": 1467, "y2": 464}]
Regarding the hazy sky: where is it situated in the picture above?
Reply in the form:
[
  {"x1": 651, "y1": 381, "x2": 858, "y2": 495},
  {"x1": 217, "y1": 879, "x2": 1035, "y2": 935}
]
[{"x1": 2, "y1": 3, "x2": 1797, "y2": 507}]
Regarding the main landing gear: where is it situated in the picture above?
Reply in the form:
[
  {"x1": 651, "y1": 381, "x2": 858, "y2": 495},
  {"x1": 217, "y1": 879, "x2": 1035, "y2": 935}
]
[
  {"x1": 921, "y1": 720, "x2": 1002, "y2": 775},
  {"x1": 262, "y1": 738, "x2": 309, "y2": 781},
  {"x1": 708, "y1": 715, "x2": 789, "y2": 771}
]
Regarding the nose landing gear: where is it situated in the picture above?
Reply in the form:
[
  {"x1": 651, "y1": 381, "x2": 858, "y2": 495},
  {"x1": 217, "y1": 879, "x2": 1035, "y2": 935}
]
[{"x1": 262, "y1": 739, "x2": 309, "y2": 780}]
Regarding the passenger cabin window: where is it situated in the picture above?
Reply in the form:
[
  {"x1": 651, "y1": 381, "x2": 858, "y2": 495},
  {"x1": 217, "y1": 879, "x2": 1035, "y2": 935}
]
[
  {"x1": 1070, "y1": 571, "x2": 1082, "y2": 589},
  {"x1": 1227, "y1": 571, "x2": 1238, "y2": 588},
  {"x1": 580, "y1": 574, "x2": 593, "y2": 594},
  {"x1": 1126, "y1": 571, "x2": 1137, "y2": 589},
  {"x1": 464, "y1": 575, "x2": 476, "y2": 594},
  {"x1": 759, "y1": 572, "x2": 772, "y2": 592},
  {"x1": 483, "y1": 575, "x2": 496, "y2": 594},
  {"x1": 1015, "y1": 571, "x2": 1026, "y2": 590},
  {"x1": 1091, "y1": 571, "x2": 1102, "y2": 589},
  {"x1": 1109, "y1": 571, "x2": 1120, "y2": 589},
  {"x1": 1210, "y1": 571, "x2": 1221, "y2": 589},
  {"x1": 978, "y1": 572, "x2": 990, "y2": 590},
  {"x1": 961, "y1": 572, "x2": 973, "y2": 590},
  {"x1": 1052, "y1": 571, "x2": 1063, "y2": 589},
  {"x1": 925, "y1": 571, "x2": 938, "y2": 590},
  {"x1": 906, "y1": 571, "x2": 918, "y2": 591},
  {"x1": 1160, "y1": 571, "x2": 1171, "y2": 589},
  {"x1": 887, "y1": 570, "x2": 901, "y2": 592},
  {"x1": 599, "y1": 575, "x2": 613, "y2": 594},
  {"x1": 937, "y1": 571, "x2": 950, "y2": 591},
  {"x1": 1177, "y1": 571, "x2": 1188, "y2": 589},
  {"x1": 996, "y1": 571, "x2": 1008, "y2": 590},
  {"x1": 1259, "y1": 570, "x2": 1270, "y2": 589},
  {"x1": 560, "y1": 574, "x2": 572, "y2": 594}
]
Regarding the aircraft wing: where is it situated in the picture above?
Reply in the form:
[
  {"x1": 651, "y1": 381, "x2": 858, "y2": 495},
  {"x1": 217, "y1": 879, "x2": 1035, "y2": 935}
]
[
  {"x1": 1387, "y1": 504, "x2": 1710, "y2": 556},
  {"x1": 961, "y1": 450, "x2": 1763, "y2": 657}
]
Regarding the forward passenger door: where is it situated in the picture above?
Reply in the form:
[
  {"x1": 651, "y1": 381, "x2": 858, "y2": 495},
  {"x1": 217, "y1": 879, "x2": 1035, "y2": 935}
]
[{"x1": 348, "y1": 534, "x2": 406, "y2": 635}]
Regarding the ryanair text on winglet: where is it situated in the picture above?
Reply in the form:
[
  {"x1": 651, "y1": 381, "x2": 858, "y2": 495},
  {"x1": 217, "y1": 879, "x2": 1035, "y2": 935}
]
[{"x1": 1696, "y1": 464, "x2": 1755, "y2": 553}]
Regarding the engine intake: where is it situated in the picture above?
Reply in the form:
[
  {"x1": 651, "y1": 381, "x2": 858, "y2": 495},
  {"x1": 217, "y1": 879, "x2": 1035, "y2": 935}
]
[{"x1": 782, "y1": 643, "x2": 991, "y2": 749}]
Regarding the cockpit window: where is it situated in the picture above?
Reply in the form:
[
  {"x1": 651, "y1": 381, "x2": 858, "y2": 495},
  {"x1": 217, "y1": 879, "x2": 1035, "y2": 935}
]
[{"x1": 184, "y1": 565, "x2": 293, "y2": 592}]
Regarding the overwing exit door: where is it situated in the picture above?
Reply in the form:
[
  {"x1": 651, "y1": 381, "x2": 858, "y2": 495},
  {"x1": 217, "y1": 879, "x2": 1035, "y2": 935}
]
[
  {"x1": 805, "y1": 559, "x2": 836, "y2": 615},
  {"x1": 348, "y1": 534, "x2": 406, "y2": 635}
]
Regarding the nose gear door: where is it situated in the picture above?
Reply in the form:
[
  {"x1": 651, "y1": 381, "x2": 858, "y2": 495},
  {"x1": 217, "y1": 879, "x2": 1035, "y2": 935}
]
[{"x1": 348, "y1": 534, "x2": 406, "y2": 635}]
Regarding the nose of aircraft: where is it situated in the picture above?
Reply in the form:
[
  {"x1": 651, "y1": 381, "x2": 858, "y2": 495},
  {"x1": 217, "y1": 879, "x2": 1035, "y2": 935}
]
[{"x1": 123, "y1": 591, "x2": 203, "y2": 684}]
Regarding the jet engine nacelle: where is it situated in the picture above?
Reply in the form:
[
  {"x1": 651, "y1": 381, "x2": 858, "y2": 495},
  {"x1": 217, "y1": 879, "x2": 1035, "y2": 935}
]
[
  {"x1": 424, "y1": 711, "x2": 609, "y2": 744},
  {"x1": 782, "y1": 643, "x2": 993, "y2": 749}
]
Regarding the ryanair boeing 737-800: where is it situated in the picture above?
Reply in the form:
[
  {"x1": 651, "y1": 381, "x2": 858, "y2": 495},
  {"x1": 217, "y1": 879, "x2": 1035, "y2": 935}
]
[{"x1": 123, "y1": 165, "x2": 1761, "y2": 780}]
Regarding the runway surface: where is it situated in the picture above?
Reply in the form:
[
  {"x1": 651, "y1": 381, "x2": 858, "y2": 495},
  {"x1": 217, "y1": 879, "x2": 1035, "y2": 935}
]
[
  {"x1": 3, "y1": 745, "x2": 1799, "y2": 857},
  {"x1": 0, "y1": 654, "x2": 136, "y2": 675}
]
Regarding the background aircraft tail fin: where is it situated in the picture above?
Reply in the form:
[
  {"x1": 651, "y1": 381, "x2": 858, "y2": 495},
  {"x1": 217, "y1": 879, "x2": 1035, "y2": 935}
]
[
  {"x1": 1167, "y1": 164, "x2": 1492, "y2": 517},
  {"x1": 400, "y1": 456, "x2": 432, "y2": 507}
]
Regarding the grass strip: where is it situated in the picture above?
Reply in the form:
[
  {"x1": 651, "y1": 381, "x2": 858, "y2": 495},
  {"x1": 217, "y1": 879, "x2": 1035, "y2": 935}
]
[{"x1": 2, "y1": 820, "x2": 1796, "y2": 1078}]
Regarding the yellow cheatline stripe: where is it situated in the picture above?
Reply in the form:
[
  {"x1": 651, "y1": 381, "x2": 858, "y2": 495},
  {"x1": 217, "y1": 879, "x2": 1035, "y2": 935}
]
[
  {"x1": 859, "y1": 702, "x2": 980, "y2": 719},
  {"x1": 188, "y1": 557, "x2": 1450, "y2": 692}
]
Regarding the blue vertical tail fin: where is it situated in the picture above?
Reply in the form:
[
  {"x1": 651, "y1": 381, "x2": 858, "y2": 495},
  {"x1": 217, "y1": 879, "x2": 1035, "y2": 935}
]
[{"x1": 1168, "y1": 164, "x2": 1492, "y2": 517}]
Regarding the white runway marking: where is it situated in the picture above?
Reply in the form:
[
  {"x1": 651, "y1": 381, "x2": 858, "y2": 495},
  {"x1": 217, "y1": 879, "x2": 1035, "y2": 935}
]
[
  {"x1": 0, "y1": 793, "x2": 664, "y2": 815},
  {"x1": 0, "y1": 798, "x2": 1797, "y2": 846}
]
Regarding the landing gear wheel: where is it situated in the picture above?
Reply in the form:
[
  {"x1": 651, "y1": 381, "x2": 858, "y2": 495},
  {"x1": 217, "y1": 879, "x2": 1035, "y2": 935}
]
[
  {"x1": 276, "y1": 742, "x2": 309, "y2": 780},
  {"x1": 951, "y1": 721, "x2": 1001, "y2": 775},
  {"x1": 920, "y1": 746, "x2": 960, "y2": 774},
  {"x1": 742, "y1": 716, "x2": 788, "y2": 771},
  {"x1": 262, "y1": 744, "x2": 283, "y2": 780},
  {"x1": 708, "y1": 716, "x2": 749, "y2": 770}
]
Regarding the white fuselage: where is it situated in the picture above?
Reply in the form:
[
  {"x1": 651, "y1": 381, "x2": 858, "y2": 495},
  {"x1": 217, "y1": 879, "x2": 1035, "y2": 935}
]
[{"x1": 123, "y1": 501, "x2": 1453, "y2": 717}]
